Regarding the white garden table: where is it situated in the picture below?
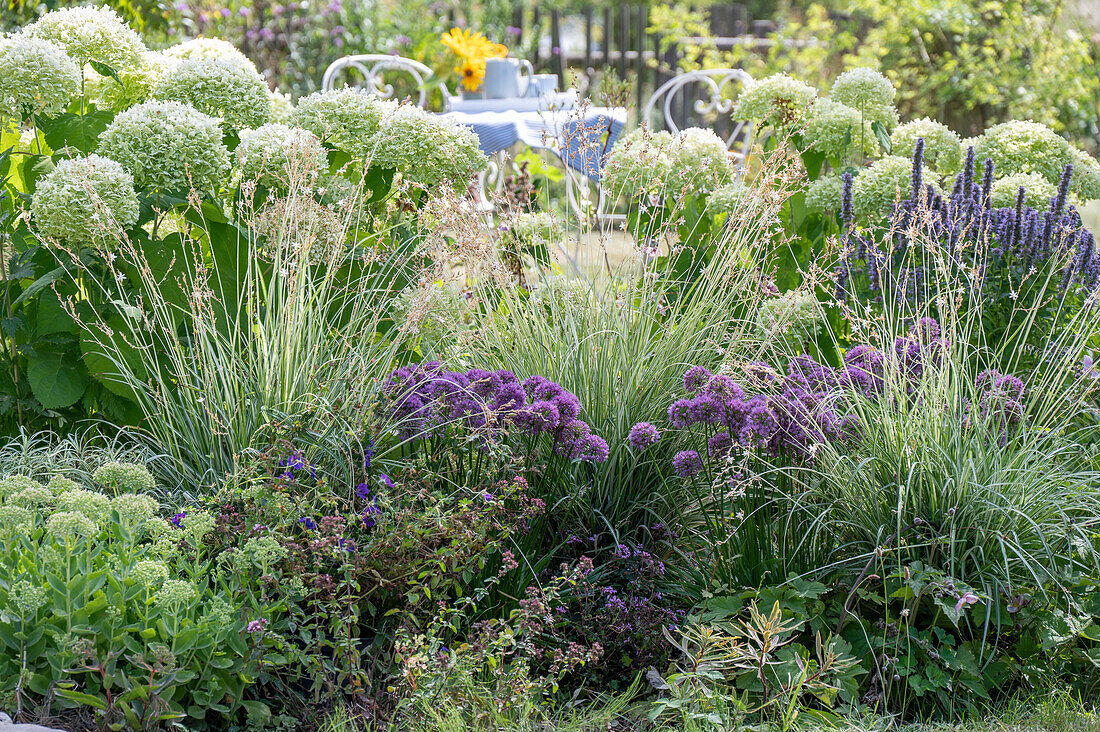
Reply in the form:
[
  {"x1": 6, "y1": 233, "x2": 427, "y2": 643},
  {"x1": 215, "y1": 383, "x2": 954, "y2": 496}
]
[{"x1": 440, "y1": 102, "x2": 627, "y2": 221}]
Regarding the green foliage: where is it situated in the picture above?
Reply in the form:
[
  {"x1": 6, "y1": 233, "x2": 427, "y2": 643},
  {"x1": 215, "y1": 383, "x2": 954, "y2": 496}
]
[{"x1": 0, "y1": 467, "x2": 267, "y2": 729}]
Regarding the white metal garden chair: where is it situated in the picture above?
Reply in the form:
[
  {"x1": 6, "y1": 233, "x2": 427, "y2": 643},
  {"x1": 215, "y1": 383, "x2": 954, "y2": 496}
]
[{"x1": 321, "y1": 54, "x2": 450, "y2": 108}]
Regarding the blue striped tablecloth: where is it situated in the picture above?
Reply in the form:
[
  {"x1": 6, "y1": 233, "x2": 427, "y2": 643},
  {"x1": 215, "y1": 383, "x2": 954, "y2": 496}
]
[{"x1": 441, "y1": 108, "x2": 627, "y2": 180}]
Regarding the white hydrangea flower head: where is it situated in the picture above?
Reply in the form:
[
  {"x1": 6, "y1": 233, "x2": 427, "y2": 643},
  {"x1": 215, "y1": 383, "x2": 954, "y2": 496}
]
[
  {"x1": 604, "y1": 126, "x2": 731, "y2": 199},
  {"x1": 0, "y1": 35, "x2": 80, "y2": 121},
  {"x1": 293, "y1": 87, "x2": 397, "y2": 162},
  {"x1": 22, "y1": 5, "x2": 145, "y2": 70},
  {"x1": 371, "y1": 104, "x2": 486, "y2": 189},
  {"x1": 670, "y1": 127, "x2": 733, "y2": 195},
  {"x1": 805, "y1": 174, "x2": 846, "y2": 215},
  {"x1": 93, "y1": 461, "x2": 156, "y2": 494},
  {"x1": 56, "y1": 489, "x2": 112, "y2": 524},
  {"x1": 802, "y1": 99, "x2": 875, "y2": 159},
  {"x1": 989, "y1": 173, "x2": 1057, "y2": 210},
  {"x1": 733, "y1": 73, "x2": 817, "y2": 126},
  {"x1": 709, "y1": 181, "x2": 752, "y2": 214},
  {"x1": 162, "y1": 37, "x2": 258, "y2": 74},
  {"x1": 32, "y1": 155, "x2": 139, "y2": 247},
  {"x1": 270, "y1": 88, "x2": 295, "y2": 124},
  {"x1": 758, "y1": 289, "x2": 820, "y2": 348},
  {"x1": 98, "y1": 100, "x2": 230, "y2": 191},
  {"x1": 236, "y1": 123, "x2": 324, "y2": 189},
  {"x1": 46, "y1": 510, "x2": 99, "y2": 543},
  {"x1": 94, "y1": 50, "x2": 177, "y2": 112},
  {"x1": 508, "y1": 211, "x2": 564, "y2": 248},
  {"x1": 254, "y1": 194, "x2": 346, "y2": 264},
  {"x1": 1069, "y1": 147, "x2": 1100, "y2": 201},
  {"x1": 891, "y1": 118, "x2": 963, "y2": 175},
  {"x1": 152, "y1": 56, "x2": 272, "y2": 133},
  {"x1": 851, "y1": 155, "x2": 924, "y2": 221},
  {"x1": 973, "y1": 120, "x2": 1072, "y2": 186},
  {"x1": 603, "y1": 127, "x2": 677, "y2": 196},
  {"x1": 830, "y1": 67, "x2": 896, "y2": 110}
]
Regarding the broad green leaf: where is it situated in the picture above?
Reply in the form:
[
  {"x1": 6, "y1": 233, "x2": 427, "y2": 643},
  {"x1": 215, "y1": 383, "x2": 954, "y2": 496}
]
[
  {"x1": 26, "y1": 347, "x2": 88, "y2": 408},
  {"x1": 39, "y1": 111, "x2": 115, "y2": 155}
]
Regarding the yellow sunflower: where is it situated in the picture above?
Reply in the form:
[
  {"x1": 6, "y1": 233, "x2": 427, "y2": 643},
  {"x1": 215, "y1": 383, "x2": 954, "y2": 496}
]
[{"x1": 458, "y1": 57, "x2": 486, "y2": 91}]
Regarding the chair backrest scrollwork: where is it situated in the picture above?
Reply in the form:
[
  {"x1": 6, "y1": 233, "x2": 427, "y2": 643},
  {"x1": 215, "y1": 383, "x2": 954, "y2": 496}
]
[
  {"x1": 642, "y1": 69, "x2": 754, "y2": 160},
  {"x1": 321, "y1": 54, "x2": 449, "y2": 108}
]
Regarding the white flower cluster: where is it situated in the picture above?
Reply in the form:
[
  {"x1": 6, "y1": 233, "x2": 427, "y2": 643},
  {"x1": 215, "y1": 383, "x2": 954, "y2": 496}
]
[
  {"x1": 22, "y1": 5, "x2": 145, "y2": 70},
  {"x1": 757, "y1": 289, "x2": 820, "y2": 351},
  {"x1": 507, "y1": 211, "x2": 564, "y2": 248},
  {"x1": 890, "y1": 118, "x2": 963, "y2": 175},
  {"x1": 237, "y1": 123, "x2": 325, "y2": 189},
  {"x1": 151, "y1": 56, "x2": 272, "y2": 133},
  {"x1": 31, "y1": 155, "x2": 139, "y2": 246},
  {"x1": 802, "y1": 99, "x2": 875, "y2": 159},
  {"x1": 829, "y1": 67, "x2": 897, "y2": 127},
  {"x1": 269, "y1": 88, "x2": 295, "y2": 124},
  {"x1": 253, "y1": 194, "x2": 346, "y2": 264},
  {"x1": 294, "y1": 87, "x2": 397, "y2": 162},
  {"x1": 733, "y1": 73, "x2": 818, "y2": 127},
  {"x1": 0, "y1": 35, "x2": 80, "y2": 121},
  {"x1": 973, "y1": 120, "x2": 1072, "y2": 187},
  {"x1": 989, "y1": 173, "x2": 1056, "y2": 210},
  {"x1": 162, "y1": 37, "x2": 257, "y2": 73},
  {"x1": 709, "y1": 181, "x2": 752, "y2": 214},
  {"x1": 98, "y1": 100, "x2": 230, "y2": 191},
  {"x1": 371, "y1": 105, "x2": 486, "y2": 188},
  {"x1": 805, "y1": 174, "x2": 846, "y2": 215},
  {"x1": 94, "y1": 50, "x2": 176, "y2": 112},
  {"x1": 93, "y1": 461, "x2": 156, "y2": 494},
  {"x1": 1070, "y1": 148, "x2": 1100, "y2": 201},
  {"x1": 603, "y1": 126, "x2": 733, "y2": 199},
  {"x1": 851, "y1": 155, "x2": 920, "y2": 221}
]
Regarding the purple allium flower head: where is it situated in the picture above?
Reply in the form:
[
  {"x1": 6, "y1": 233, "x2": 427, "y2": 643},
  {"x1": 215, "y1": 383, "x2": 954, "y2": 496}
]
[
  {"x1": 628, "y1": 421, "x2": 660, "y2": 451},
  {"x1": 707, "y1": 431, "x2": 732, "y2": 458},
  {"x1": 683, "y1": 366, "x2": 711, "y2": 395},
  {"x1": 672, "y1": 450, "x2": 703, "y2": 478},
  {"x1": 578, "y1": 434, "x2": 610, "y2": 463},
  {"x1": 555, "y1": 419, "x2": 592, "y2": 458}
]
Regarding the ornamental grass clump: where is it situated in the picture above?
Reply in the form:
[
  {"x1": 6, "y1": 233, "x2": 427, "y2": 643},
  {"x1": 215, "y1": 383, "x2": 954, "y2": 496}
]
[
  {"x1": 30, "y1": 154, "x2": 139, "y2": 246},
  {"x1": 22, "y1": 4, "x2": 145, "y2": 70},
  {"x1": 151, "y1": 56, "x2": 272, "y2": 133},
  {"x1": 97, "y1": 99, "x2": 230, "y2": 191},
  {"x1": 0, "y1": 35, "x2": 80, "y2": 122}
]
